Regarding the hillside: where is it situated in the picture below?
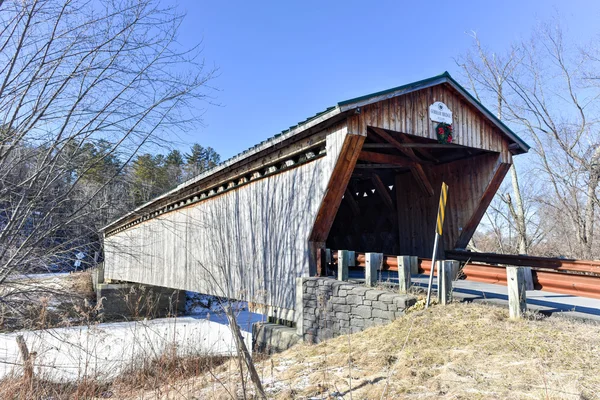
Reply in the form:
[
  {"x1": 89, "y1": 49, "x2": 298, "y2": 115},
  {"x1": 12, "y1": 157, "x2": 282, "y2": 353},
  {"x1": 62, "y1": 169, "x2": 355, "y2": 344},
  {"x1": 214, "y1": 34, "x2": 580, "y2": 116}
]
[{"x1": 127, "y1": 302, "x2": 600, "y2": 399}]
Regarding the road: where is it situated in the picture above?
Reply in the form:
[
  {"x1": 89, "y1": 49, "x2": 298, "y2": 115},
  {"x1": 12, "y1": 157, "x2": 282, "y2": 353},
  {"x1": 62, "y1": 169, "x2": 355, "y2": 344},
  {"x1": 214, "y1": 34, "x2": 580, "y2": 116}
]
[{"x1": 347, "y1": 269, "x2": 600, "y2": 322}]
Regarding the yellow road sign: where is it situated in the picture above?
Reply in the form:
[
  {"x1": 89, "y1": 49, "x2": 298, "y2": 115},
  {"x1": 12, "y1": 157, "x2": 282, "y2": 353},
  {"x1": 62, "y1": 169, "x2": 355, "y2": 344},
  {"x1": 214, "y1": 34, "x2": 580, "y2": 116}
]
[{"x1": 436, "y1": 182, "x2": 448, "y2": 235}]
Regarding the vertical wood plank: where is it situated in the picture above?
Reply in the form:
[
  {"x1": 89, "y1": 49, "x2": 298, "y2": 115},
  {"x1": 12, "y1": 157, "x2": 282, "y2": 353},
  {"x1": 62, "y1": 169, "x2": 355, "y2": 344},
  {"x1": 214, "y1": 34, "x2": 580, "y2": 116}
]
[
  {"x1": 382, "y1": 99, "x2": 390, "y2": 130},
  {"x1": 400, "y1": 94, "x2": 407, "y2": 133},
  {"x1": 407, "y1": 92, "x2": 414, "y2": 135},
  {"x1": 391, "y1": 96, "x2": 398, "y2": 132}
]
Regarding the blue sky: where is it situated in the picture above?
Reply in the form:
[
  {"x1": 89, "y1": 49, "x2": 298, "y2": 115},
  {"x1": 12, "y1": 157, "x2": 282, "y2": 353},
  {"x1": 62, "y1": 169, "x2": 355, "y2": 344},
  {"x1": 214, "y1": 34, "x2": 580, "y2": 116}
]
[{"x1": 172, "y1": 0, "x2": 600, "y2": 161}]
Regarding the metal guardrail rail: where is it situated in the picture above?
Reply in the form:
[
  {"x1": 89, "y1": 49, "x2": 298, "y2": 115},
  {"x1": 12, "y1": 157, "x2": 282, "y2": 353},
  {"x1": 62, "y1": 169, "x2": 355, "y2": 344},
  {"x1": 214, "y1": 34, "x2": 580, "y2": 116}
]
[{"x1": 329, "y1": 250, "x2": 600, "y2": 300}]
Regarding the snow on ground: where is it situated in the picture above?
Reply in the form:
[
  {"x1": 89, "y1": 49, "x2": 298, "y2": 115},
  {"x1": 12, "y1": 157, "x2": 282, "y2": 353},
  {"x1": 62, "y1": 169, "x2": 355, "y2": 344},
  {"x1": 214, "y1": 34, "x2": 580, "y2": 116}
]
[
  {"x1": 0, "y1": 275, "x2": 267, "y2": 382},
  {"x1": 0, "y1": 304, "x2": 265, "y2": 382},
  {"x1": 6, "y1": 272, "x2": 71, "y2": 282}
]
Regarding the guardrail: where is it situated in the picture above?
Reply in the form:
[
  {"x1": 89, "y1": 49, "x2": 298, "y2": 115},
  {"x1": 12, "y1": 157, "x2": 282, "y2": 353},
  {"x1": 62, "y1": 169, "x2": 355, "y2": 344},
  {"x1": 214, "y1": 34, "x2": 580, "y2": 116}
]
[{"x1": 328, "y1": 250, "x2": 600, "y2": 300}]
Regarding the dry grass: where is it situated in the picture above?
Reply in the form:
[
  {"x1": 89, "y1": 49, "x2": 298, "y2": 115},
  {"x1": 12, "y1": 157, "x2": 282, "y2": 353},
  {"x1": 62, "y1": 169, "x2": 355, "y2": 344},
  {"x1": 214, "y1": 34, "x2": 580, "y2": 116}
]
[
  {"x1": 1, "y1": 302, "x2": 598, "y2": 399},
  {"x1": 128, "y1": 302, "x2": 600, "y2": 399},
  {"x1": 0, "y1": 375, "x2": 111, "y2": 400},
  {"x1": 0, "y1": 351, "x2": 229, "y2": 400},
  {"x1": 112, "y1": 350, "x2": 228, "y2": 393}
]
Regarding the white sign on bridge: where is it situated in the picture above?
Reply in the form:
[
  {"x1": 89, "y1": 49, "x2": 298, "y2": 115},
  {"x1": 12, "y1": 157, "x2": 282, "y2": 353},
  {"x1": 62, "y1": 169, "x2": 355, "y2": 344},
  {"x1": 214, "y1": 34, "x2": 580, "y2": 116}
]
[{"x1": 429, "y1": 101, "x2": 453, "y2": 124}]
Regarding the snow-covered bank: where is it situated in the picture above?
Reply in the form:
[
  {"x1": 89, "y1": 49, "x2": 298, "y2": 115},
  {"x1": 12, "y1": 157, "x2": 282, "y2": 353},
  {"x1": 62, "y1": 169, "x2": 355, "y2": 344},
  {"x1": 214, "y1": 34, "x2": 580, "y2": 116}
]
[
  {"x1": 6, "y1": 272, "x2": 71, "y2": 282},
  {"x1": 0, "y1": 310, "x2": 265, "y2": 382}
]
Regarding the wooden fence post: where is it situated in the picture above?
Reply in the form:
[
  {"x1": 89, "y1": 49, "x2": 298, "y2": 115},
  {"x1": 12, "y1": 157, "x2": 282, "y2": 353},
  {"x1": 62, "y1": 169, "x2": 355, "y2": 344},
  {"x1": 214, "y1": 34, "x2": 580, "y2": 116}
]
[
  {"x1": 295, "y1": 277, "x2": 304, "y2": 337},
  {"x1": 397, "y1": 256, "x2": 412, "y2": 293},
  {"x1": 338, "y1": 250, "x2": 350, "y2": 281},
  {"x1": 523, "y1": 266, "x2": 534, "y2": 290},
  {"x1": 316, "y1": 248, "x2": 325, "y2": 277},
  {"x1": 409, "y1": 256, "x2": 419, "y2": 275},
  {"x1": 437, "y1": 260, "x2": 454, "y2": 305},
  {"x1": 16, "y1": 335, "x2": 34, "y2": 387},
  {"x1": 365, "y1": 253, "x2": 383, "y2": 287},
  {"x1": 348, "y1": 251, "x2": 356, "y2": 267},
  {"x1": 507, "y1": 266, "x2": 527, "y2": 318}
]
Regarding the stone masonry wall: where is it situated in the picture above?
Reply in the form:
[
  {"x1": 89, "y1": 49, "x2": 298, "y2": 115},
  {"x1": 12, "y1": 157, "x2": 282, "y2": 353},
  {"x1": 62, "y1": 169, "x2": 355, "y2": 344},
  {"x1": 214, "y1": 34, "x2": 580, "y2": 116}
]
[{"x1": 299, "y1": 277, "x2": 417, "y2": 343}]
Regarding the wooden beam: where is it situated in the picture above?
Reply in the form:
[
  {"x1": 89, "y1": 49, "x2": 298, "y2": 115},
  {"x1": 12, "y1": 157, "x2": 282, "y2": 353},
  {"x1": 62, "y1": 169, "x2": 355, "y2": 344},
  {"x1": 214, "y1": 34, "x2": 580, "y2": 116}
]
[
  {"x1": 395, "y1": 132, "x2": 438, "y2": 162},
  {"x1": 362, "y1": 143, "x2": 461, "y2": 149},
  {"x1": 358, "y1": 150, "x2": 433, "y2": 196},
  {"x1": 358, "y1": 151, "x2": 414, "y2": 167},
  {"x1": 411, "y1": 163, "x2": 434, "y2": 197},
  {"x1": 310, "y1": 132, "x2": 366, "y2": 243},
  {"x1": 369, "y1": 126, "x2": 423, "y2": 163},
  {"x1": 370, "y1": 174, "x2": 394, "y2": 211},
  {"x1": 343, "y1": 188, "x2": 361, "y2": 216},
  {"x1": 367, "y1": 128, "x2": 434, "y2": 196},
  {"x1": 354, "y1": 164, "x2": 408, "y2": 169},
  {"x1": 455, "y1": 157, "x2": 511, "y2": 248}
]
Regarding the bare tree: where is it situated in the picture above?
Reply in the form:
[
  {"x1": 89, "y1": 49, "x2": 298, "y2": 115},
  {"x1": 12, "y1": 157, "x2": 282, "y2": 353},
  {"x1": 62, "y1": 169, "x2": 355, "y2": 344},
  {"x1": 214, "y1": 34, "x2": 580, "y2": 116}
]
[
  {"x1": 472, "y1": 173, "x2": 546, "y2": 255},
  {"x1": 505, "y1": 25, "x2": 600, "y2": 259},
  {"x1": 0, "y1": 0, "x2": 216, "y2": 294},
  {"x1": 458, "y1": 25, "x2": 600, "y2": 259},
  {"x1": 456, "y1": 32, "x2": 531, "y2": 255}
]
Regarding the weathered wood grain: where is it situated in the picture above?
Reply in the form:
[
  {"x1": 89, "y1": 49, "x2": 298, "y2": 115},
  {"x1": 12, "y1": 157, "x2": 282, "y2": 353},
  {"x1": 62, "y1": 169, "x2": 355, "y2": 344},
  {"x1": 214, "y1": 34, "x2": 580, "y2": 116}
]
[
  {"x1": 358, "y1": 151, "x2": 415, "y2": 167},
  {"x1": 359, "y1": 84, "x2": 510, "y2": 153},
  {"x1": 392, "y1": 152, "x2": 504, "y2": 257},
  {"x1": 104, "y1": 122, "x2": 354, "y2": 311},
  {"x1": 455, "y1": 156, "x2": 511, "y2": 249}
]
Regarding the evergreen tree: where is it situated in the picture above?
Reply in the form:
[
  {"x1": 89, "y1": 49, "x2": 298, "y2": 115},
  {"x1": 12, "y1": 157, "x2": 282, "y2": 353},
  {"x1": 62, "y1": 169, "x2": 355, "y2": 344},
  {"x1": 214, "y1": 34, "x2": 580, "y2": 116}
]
[
  {"x1": 131, "y1": 154, "x2": 165, "y2": 204},
  {"x1": 164, "y1": 149, "x2": 184, "y2": 184},
  {"x1": 185, "y1": 143, "x2": 220, "y2": 178},
  {"x1": 75, "y1": 140, "x2": 121, "y2": 184}
]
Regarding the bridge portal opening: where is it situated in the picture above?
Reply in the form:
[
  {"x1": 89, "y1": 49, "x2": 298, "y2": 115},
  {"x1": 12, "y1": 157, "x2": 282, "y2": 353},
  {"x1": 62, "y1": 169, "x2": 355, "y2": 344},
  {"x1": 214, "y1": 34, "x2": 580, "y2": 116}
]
[{"x1": 325, "y1": 127, "x2": 500, "y2": 259}]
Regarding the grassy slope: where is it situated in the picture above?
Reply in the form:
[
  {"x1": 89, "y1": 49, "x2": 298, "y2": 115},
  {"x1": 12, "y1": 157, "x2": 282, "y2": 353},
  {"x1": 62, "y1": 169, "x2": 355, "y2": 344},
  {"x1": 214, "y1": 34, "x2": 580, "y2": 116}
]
[{"x1": 133, "y1": 302, "x2": 600, "y2": 400}]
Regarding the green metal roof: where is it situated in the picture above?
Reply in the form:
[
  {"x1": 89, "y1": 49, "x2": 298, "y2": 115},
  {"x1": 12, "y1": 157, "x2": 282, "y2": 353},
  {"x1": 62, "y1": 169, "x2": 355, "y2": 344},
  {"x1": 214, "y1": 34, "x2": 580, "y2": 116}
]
[{"x1": 338, "y1": 71, "x2": 452, "y2": 106}]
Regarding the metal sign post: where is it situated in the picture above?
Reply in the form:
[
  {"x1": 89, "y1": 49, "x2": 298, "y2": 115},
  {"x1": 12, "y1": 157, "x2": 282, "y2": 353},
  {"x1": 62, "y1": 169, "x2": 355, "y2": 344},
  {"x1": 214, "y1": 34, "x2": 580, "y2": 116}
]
[{"x1": 426, "y1": 182, "x2": 448, "y2": 309}]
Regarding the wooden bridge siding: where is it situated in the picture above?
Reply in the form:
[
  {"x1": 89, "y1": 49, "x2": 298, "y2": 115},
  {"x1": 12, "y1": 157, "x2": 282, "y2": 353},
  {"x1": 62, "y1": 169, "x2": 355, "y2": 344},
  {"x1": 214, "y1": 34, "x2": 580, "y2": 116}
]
[
  {"x1": 358, "y1": 83, "x2": 508, "y2": 153},
  {"x1": 104, "y1": 122, "x2": 358, "y2": 310},
  {"x1": 357, "y1": 83, "x2": 513, "y2": 255},
  {"x1": 395, "y1": 152, "x2": 504, "y2": 258}
]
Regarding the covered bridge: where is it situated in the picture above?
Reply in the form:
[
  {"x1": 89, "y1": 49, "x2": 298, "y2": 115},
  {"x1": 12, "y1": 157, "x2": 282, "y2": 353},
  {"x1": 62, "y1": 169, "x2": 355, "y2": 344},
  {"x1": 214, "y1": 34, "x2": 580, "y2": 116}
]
[{"x1": 102, "y1": 72, "x2": 529, "y2": 318}]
